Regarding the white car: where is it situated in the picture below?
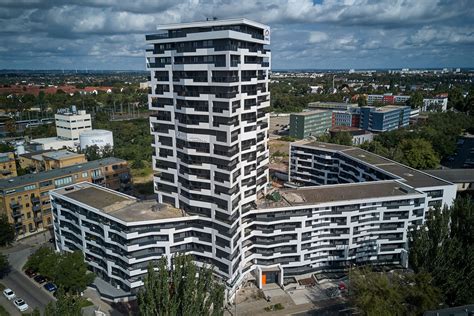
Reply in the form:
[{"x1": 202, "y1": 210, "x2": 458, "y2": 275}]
[
  {"x1": 2, "y1": 288, "x2": 15, "y2": 300},
  {"x1": 13, "y1": 298, "x2": 29, "y2": 312}
]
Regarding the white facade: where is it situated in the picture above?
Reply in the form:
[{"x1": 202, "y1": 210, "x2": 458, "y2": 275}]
[
  {"x1": 50, "y1": 19, "x2": 458, "y2": 301},
  {"x1": 55, "y1": 110, "x2": 92, "y2": 141},
  {"x1": 30, "y1": 137, "x2": 76, "y2": 151},
  {"x1": 79, "y1": 129, "x2": 114, "y2": 150},
  {"x1": 422, "y1": 98, "x2": 448, "y2": 112},
  {"x1": 146, "y1": 18, "x2": 271, "y2": 289}
]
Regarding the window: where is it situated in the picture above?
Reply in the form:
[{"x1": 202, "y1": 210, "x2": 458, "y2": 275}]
[
  {"x1": 27, "y1": 212, "x2": 31, "y2": 219},
  {"x1": 82, "y1": 172, "x2": 88, "y2": 178},
  {"x1": 54, "y1": 176, "x2": 73, "y2": 188}
]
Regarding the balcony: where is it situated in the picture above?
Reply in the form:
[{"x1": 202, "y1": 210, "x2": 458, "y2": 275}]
[
  {"x1": 32, "y1": 205, "x2": 41, "y2": 212},
  {"x1": 10, "y1": 201, "x2": 21, "y2": 210},
  {"x1": 12, "y1": 210, "x2": 22, "y2": 218},
  {"x1": 31, "y1": 196, "x2": 40, "y2": 204},
  {"x1": 34, "y1": 217, "x2": 43, "y2": 223}
]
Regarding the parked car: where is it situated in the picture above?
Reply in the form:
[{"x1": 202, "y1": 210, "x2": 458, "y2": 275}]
[
  {"x1": 3, "y1": 288, "x2": 16, "y2": 300},
  {"x1": 34, "y1": 275, "x2": 46, "y2": 284},
  {"x1": 43, "y1": 282, "x2": 57, "y2": 292},
  {"x1": 13, "y1": 298, "x2": 29, "y2": 312},
  {"x1": 25, "y1": 268, "x2": 37, "y2": 278}
]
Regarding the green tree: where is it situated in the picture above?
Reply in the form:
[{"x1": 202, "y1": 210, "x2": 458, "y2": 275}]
[
  {"x1": 350, "y1": 267, "x2": 441, "y2": 316},
  {"x1": 137, "y1": 255, "x2": 225, "y2": 316},
  {"x1": 409, "y1": 197, "x2": 474, "y2": 306},
  {"x1": 408, "y1": 91, "x2": 423, "y2": 109},
  {"x1": 357, "y1": 96, "x2": 367, "y2": 107},
  {"x1": 55, "y1": 251, "x2": 95, "y2": 295},
  {"x1": 44, "y1": 289, "x2": 82, "y2": 316},
  {"x1": 331, "y1": 132, "x2": 353, "y2": 146},
  {"x1": 0, "y1": 253, "x2": 9, "y2": 277},
  {"x1": 0, "y1": 214, "x2": 15, "y2": 247},
  {"x1": 81, "y1": 145, "x2": 101, "y2": 161},
  {"x1": 398, "y1": 138, "x2": 439, "y2": 169},
  {"x1": 0, "y1": 143, "x2": 14, "y2": 153},
  {"x1": 25, "y1": 246, "x2": 57, "y2": 272}
]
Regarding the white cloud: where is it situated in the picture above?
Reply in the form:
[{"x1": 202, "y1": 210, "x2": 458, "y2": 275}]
[{"x1": 309, "y1": 31, "x2": 328, "y2": 43}]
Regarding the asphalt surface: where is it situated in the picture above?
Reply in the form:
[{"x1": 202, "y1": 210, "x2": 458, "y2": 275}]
[{"x1": 1, "y1": 232, "x2": 55, "y2": 314}]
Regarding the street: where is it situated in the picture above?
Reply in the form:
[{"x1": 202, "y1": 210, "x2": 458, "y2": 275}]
[{"x1": 1, "y1": 232, "x2": 55, "y2": 314}]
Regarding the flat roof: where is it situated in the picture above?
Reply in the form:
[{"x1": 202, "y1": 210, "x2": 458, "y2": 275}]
[
  {"x1": 19, "y1": 149, "x2": 55, "y2": 160},
  {"x1": 0, "y1": 157, "x2": 126, "y2": 191},
  {"x1": 424, "y1": 169, "x2": 474, "y2": 183},
  {"x1": 31, "y1": 137, "x2": 75, "y2": 145},
  {"x1": 291, "y1": 110, "x2": 331, "y2": 117},
  {"x1": 156, "y1": 18, "x2": 269, "y2": 31},
  {"x1": 256, "y1": 181, "x2": 420, "y2": 209},
  {"x1": 42, "y1": 150, "x2": 83, "y2": 160},
  {"x1": 295, "y1": 141, "x2": 452, "y2": 188},
  {"x1": 55, "y1": 183, "x2": 184, "y2": 222}
]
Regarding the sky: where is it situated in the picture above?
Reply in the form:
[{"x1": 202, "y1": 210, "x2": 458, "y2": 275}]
[{"x1": 0, "y1": 0, "x2": 473, "y2": 70}]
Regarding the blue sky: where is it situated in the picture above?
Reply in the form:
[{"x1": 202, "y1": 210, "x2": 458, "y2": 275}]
[{"x1": 0, "y1": 0, "x2": 473, "y2": 70}]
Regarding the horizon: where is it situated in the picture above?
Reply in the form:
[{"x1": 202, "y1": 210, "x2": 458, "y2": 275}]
[{"x1": 1, "y1": 1, "x2": 473, "y2": 70}]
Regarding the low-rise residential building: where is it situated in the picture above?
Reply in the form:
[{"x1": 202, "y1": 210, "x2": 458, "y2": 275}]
[
  {"x1": 289, "y1": 110, "x2": 332, "y2": 139},
  {"x1": 51, "y1": 142, "x2": 456, "y2": 298},
  {"x1": 19, "y1": 150, "x2": 86, "y2": 172},
  {"x1": 359, "y1": 105, "x2": 411, "y2": 132},
  {"x1": 0, "y1": 152, "x2": 17, "y2": 179},
  {"x1": 0, "y1": 157, "x2": 131, "y2": 238}
]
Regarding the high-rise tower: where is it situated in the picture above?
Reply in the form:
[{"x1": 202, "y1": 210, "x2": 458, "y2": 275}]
[{"x1": 146, "y1": 18, "x2": 271, "y2": 286}]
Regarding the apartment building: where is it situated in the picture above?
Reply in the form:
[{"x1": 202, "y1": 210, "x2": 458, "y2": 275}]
[
  {"x1": 359, "y1": 105, "x2": 411, "y2": 132},
  {"x1": 289, "y1": 110, "x2": 332, "y2": 139},
  {"x1": 50, "y1": 19, "x2": 457, "y2": 300},
  {"x1": 422, "y1": 97, "x2": 448, "y2": 112},
  {"x1": 55, "y1": 109, "x2": 92, "y2": 141},
  {"x1": 0, "y1": 152, "x2": 17, "y2": 179},
  {"x1": 0, "y1": 157, "x2": 131, "y2": 237},
  {"x1": 146, "y1": 18, "x2": 271, "y2": 287},
  {"x1": 52, "y1": 141, "x2": 456, "y2": 296},
  {"x1": 367, "y1": 94, "x2": 410, "y2": 105},
  {"x1": 19, "y1": 150, "x2": 86, "y2": 172}
]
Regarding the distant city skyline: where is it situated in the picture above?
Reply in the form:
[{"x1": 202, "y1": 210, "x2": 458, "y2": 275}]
[{"x1": 1, "y1": 0, "x2": 473, "y2": 70}]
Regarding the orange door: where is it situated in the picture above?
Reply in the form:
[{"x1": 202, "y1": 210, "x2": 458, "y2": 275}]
[{"x1": 262, "y1": 273, "x2": 266, "y2": 285}]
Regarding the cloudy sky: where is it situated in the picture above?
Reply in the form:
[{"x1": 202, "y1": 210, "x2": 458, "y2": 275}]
[{"x1": 1, "y1": 0, "x2": 473, "y2": 70}]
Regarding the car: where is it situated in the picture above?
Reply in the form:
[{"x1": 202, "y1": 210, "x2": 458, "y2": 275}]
[
  {"x1": 43, "y1": 282, "x2": 57, "y2": 292},
  {"x1": 25, "y1": 268, "x2": 37, "y2": 278},
  {"x1": 34, "y1": 275, "x2": 46, "y2": 284},
  {"x1": 13, "y1": 298, "x2": 29, "y2": 312},
  {"x1": 3, "y1": 288, "x2": 16, "y2": 300}
]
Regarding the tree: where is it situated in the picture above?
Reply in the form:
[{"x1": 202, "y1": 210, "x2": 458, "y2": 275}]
[
  {"x1": 55, "y1": 251, "x2": 95, "y2": 295},
  {"x1": 137, "y1": 255, "x2": 225, "y2": 316},
  {"x1": 26, "y1": 248, "x2": 94, "y2": 295},
  {"x1": 350, "y1": 267, "x2": 442, "y2": 316},
  {"x1": 0, "y1": 253, "x2": 9, "y2": 277},
  {"x1": 81, "y1": 145, "x2": 101, "y2": 161},
  {"x1": 357, "y1": 96, "x2": 367, "y2": 107},
  {"x1": 331, "y1": 132, "x2": 353, "y2": 146},
  {"x1": 398, "y1": 138, "x2": 439, "y2": 169},
  {"x1": 409, "y1": 197, "x2": 474, "y2": 306},
  {"x1": 408, "y1": 91, "x2": 423, "y2": 109},
  {"x1": 44, "y1": 289, "x2": 83, "y2": 316},
  {"x1": 0, "y1": 214, "x2": 15, "y2": 247},
  {"x1": 0, "y1": 143, "x2": 14, "y2": 153}
]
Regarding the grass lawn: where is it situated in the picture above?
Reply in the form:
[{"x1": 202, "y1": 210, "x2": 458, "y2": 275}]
[{"x1": 0, "y1": 305, "x2": 10, "y2": 316}]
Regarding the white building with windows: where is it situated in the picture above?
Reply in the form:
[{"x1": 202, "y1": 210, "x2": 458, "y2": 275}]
[
  {"x1": 50, "y1": 18, "x2": 457, "y2": 301},
  {"x1": 55, "y1": 109, "x2": 92, "y2": 141},
  {"x1": 422, "y1": 97, "x2": 448, "y2": 112}
]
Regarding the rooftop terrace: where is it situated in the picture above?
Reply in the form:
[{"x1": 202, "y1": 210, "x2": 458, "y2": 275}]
[
  {"x1": 256, "y1": 181, "x2": 420, "y2": 209},
  {"x1": 54, "y1": 183, "x2": 184, "y2": 222}
]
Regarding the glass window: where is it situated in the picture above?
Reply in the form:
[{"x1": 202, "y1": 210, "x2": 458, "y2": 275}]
[{"x1": 54, "y1": 176, "x2": 73, "y2": 188}]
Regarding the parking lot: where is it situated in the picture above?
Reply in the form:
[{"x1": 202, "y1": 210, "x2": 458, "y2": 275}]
[{"x1": 1, "y1": 233, "x2": 56, "y2": 314}]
